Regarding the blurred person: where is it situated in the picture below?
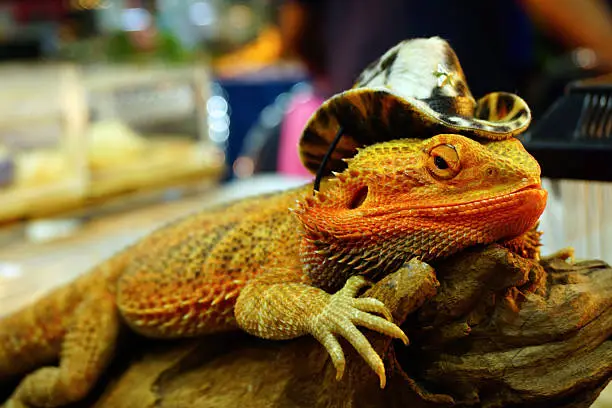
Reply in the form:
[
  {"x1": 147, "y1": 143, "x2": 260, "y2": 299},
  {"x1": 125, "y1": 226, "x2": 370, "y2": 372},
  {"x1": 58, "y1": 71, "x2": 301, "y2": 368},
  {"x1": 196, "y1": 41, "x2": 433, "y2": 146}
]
[
  {"x1": 283, "y1": 0, "x2": 612, "y2": 96},
  {"x1": 270, "y1": 0, "x2": 612, "y2": 177},
  {"x1": 521, "y1": 0, "x2": 612, "y2": 72}
]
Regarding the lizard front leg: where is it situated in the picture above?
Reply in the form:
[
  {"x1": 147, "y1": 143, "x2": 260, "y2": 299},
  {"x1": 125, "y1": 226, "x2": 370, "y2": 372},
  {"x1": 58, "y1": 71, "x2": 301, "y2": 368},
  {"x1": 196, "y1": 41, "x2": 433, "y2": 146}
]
[
  {"x1": 234, "y1": 268, "x2": 408, "y2": 388},
  {"x1": 5, "y1": 291, "x2": 119, "y2": 408}
]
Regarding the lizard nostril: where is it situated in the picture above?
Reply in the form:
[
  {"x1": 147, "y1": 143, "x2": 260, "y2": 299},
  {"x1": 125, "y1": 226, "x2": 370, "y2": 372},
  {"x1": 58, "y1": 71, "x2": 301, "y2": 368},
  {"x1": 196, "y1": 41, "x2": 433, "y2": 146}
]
[
  {"x1": 348, "y1": 186, "x2": 369, "y2": 209},
  {"x1": 485, "y1": 167, "x2": 499, "y2": 178}
]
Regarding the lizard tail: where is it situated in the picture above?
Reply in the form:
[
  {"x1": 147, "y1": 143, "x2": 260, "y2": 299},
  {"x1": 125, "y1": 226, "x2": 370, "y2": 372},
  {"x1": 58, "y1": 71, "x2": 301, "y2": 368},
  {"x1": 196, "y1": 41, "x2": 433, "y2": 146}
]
[
  {"x1": 0, "y1": 254, "x2": 128, "y2": 381},
  {"x1": 0, "y1": 283, "x2": 73, "y2": 380}
]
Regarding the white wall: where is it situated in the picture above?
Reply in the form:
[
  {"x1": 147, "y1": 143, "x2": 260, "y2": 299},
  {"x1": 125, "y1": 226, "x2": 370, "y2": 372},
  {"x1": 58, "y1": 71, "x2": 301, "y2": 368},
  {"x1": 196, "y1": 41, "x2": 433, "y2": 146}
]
[{"x1": 539, "y1": 178, "x2": 612, "y2": 262}]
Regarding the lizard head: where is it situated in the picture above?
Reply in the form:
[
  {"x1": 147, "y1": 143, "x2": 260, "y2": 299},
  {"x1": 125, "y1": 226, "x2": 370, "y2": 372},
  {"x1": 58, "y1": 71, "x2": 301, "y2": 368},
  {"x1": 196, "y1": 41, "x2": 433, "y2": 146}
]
[{"x1": 293, "y1": 134, "x2": 547, "y2": 285}]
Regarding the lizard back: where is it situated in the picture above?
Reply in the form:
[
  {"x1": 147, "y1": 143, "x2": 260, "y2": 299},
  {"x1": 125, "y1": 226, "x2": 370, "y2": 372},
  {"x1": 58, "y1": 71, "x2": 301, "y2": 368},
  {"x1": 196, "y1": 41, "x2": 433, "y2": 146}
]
[{"x1": 115, "y1": 185, "x2": 308, "y2": 337}]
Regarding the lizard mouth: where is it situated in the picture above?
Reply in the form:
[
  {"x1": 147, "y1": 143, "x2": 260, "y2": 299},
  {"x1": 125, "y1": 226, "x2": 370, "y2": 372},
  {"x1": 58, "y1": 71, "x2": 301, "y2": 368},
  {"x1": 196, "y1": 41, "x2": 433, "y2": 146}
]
[
  {"x1": 465, "y1": 184, "x2": 547, "y2": 213},
  {"x1": 513, "y1": 183, "x2": 542, "y2": 193},
  {"x1": 365, "y1": 183, "x2": 548, "y2": 218}
]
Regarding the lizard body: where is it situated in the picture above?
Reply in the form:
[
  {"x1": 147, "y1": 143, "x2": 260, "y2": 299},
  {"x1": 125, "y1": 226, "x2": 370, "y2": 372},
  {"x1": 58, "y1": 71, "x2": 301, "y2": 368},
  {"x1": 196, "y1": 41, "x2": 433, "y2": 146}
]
[{"x1": 0, "y1": 134, "x2": 547, "y2": 407}]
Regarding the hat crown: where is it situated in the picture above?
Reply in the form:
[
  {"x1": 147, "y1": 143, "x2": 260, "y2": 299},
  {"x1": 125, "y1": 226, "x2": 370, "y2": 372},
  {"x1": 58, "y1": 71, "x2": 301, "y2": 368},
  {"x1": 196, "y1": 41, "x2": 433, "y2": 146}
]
[{"x1": 355, "y1": 37, "x2": 474, "y2": 107}]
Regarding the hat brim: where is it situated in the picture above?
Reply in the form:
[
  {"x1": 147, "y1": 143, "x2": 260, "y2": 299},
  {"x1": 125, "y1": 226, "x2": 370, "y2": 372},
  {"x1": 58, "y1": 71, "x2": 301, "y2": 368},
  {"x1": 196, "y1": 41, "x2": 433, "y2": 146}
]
[{"x1": 299, "y1": 89, "x2": 531, "y2": 175}]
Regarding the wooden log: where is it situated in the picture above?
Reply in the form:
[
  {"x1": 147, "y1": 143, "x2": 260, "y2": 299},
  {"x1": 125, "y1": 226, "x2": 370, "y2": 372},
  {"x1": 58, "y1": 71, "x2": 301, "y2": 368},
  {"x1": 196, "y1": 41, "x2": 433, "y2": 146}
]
[{"x1": 72, "y1": 245, "x2": 611, "y2": 408}]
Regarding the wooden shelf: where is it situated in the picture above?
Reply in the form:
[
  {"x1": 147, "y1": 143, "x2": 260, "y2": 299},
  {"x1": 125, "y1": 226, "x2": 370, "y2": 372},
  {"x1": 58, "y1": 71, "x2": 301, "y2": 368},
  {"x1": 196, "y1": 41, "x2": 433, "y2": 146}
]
[{"x1": 0, "y1": 62, "x2": 224, "y2": 223}]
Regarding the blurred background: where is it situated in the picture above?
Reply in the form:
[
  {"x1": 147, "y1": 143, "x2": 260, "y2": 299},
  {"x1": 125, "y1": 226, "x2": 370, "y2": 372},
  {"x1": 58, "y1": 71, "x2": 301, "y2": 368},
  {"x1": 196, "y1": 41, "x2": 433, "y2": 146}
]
[
  {"x1": 0, "y1": 0, "x2": 610, "y2": 279},
  {"x1": 0, "y1": 0, "x2": 611, "y2": 404}
]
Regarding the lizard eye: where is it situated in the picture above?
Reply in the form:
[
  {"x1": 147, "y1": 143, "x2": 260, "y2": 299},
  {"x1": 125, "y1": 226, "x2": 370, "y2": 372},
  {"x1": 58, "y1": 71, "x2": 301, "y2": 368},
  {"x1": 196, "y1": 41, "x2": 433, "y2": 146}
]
[
  {"x1": 434, "y1": 156, "x2": 448, "y2": 170},
  {"x1": 427, "y1": 144, "x2": 460, "y2": 180}
]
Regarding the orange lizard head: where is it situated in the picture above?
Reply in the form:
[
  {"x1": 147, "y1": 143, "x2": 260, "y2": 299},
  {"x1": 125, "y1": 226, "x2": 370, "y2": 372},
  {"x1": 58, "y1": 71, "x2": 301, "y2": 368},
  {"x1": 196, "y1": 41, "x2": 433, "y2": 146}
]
[{"x1": 293, "y1": 134, "x2": 547, "y2": 285}]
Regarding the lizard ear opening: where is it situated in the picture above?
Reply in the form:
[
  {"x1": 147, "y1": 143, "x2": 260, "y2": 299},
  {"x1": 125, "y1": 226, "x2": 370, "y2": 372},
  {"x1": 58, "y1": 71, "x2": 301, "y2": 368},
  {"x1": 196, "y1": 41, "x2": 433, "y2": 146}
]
[{"x1": 348, "y1": 186, "x2": 369, "y2": 209}]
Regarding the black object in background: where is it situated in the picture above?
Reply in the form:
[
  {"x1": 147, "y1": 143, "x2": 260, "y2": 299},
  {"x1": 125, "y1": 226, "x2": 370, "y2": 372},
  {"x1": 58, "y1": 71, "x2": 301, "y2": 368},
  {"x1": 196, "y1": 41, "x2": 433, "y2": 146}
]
[
  {"x1": 521, "y1": 74, "x2": 612, "y2": 182},
  {"x1": 0, "y1": 40, "x2": 42, "y2": 61}
]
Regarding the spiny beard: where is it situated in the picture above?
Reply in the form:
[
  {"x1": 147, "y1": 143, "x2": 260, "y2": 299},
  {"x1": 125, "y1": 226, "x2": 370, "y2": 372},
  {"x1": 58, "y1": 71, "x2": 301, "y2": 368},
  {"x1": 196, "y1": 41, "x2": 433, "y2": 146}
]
[
  {"x1": 300, "y1": 225, "x2": 476, "y2": 292},
  {"x1": 301, "y1": 233, "x2": 414, "y2": 292}
]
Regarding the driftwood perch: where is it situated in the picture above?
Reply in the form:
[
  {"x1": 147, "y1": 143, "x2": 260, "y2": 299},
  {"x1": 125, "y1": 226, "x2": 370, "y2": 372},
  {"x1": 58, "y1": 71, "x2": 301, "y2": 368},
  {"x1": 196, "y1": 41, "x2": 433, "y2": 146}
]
[{"x1": 59, "y1": 246, "x2": 612, "y2": 407}]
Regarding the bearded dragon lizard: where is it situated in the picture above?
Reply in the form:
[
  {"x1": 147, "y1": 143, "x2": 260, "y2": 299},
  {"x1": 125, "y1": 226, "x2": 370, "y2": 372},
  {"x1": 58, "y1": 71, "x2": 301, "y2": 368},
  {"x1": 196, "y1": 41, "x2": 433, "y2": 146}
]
[{"x1": 0, "y1": 134, "x2": 547, "y2": 407}]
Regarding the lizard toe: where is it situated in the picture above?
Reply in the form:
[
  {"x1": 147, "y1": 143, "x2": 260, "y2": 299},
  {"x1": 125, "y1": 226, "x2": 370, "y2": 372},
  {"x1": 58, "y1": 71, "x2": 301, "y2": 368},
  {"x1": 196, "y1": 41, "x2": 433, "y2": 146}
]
[
  {"x1": 334, "y1": 320, "x2": 387, "y2": 388},
  {"x1": 338, "y1": 275, "x2": 370, "y2": 297},
  {"x1": 350, "y1": 310, "x2": 409, "y2": 346},
  {"x1": 315, "y1": 331, "x2": 346, "y2": 381},
  {"x1": 350, "y1": 297, "x2": 394, "y2": 322},
  {"x1": 542, "y1": 247, "x2": 575, "y2": 263}
]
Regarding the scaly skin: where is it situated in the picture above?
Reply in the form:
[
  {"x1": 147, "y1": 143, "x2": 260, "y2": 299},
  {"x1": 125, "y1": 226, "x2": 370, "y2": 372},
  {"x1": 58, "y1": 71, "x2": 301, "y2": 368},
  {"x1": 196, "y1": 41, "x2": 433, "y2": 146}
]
[{"x1": 0, "y1": 134, "x2": 547, "y2": 407}]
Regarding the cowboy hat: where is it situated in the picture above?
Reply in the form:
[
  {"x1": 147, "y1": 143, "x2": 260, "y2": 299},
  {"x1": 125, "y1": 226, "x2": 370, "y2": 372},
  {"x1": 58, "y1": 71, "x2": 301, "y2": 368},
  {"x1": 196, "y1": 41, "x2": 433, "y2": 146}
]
[{"x1": 299, "y1": 37, "x2": 531, "y2": 175}]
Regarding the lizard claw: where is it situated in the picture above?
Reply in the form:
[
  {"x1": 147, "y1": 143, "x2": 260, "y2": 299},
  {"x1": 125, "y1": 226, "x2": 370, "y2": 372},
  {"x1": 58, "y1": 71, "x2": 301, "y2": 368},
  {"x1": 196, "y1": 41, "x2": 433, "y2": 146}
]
[
  {"x1": 542, "y1": 247, "x2": 575, "y2": 263},
  {"x1": 309, "y1": 276, "x2": 408, "y2": 388}
]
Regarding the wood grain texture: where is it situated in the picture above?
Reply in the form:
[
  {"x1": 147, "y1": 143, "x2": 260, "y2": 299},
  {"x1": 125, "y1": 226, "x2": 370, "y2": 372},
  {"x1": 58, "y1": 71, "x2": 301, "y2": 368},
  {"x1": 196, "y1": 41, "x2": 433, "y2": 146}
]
[{"x1": 60, "y1": 246, "x2": 610, "y2": 408}]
